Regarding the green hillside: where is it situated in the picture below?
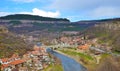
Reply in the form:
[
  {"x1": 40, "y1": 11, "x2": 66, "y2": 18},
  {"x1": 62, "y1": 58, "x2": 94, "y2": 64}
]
[{"x1": 0, "y1": 14, "x2": 70, "y2": 22}]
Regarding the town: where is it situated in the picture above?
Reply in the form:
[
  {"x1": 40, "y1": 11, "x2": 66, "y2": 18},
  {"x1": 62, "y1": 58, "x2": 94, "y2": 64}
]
[
  {"x1": 0, "y1": 42, "x2": 56, "y2": 71},
  {"x1": 1, "y1": 30, "x2": 119, "y2": 71},
  {"x1": 0, "y1": 35, "x2": 105, "y2": 71}
]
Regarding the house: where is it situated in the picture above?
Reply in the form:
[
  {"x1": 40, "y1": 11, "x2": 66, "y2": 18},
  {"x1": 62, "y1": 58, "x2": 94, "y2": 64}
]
[
  {"x1": 0, "y1": 58, "x2": 9, "y2": 64},
  {"x1": 33, "y1": 45, "x2": 46, "y2": 53},
  {"x1": 3, "y1": 66, "x2": 12, "y2": 71},
  {"x1": 0, "y1": 54, "x2": 25, "y2": 71},
  {"x1": 78, "y1": 44, "x2": 90, "y2": 50},
  {"x1": 19, "y1": 67, "x2": 28, "y2": 71},
  {"x1": 9, "y1": 59, "x2": 25, "y2": 66},
  {"x1": 0, "y1": 58, "x2": 10, "y2": 70}
]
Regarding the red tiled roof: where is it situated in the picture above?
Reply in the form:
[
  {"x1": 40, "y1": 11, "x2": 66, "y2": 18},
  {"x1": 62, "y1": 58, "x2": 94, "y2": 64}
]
[
  {"x1": 1, "y1": 59, "x2": 25, "y2": 70},
  {"x1": 78, "y1": 44, "x2": 89, "y2": 50},
  {"x1": 1, "y1": 58, "x2": 8, "y2": 62},
  {"x1": 10, "y1": 59, "x2": 25, "y2": 65},
  {"x1": 32, "y1": 51, "x2": 39, "y2": 54}
]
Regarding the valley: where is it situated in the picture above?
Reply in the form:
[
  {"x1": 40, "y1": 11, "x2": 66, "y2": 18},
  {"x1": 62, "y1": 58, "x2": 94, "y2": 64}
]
[{"x1": 0, "y1": 14, "x2": 120, "y2": 71}]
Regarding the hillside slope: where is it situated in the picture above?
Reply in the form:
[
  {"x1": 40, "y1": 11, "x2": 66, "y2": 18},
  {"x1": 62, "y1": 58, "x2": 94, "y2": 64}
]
[
  {"x1": 0, "y1": 27, "x2": 33, "y2": 58},
  {"x1": 85, "y1": 20, "x2": 120, "y2": 52}
]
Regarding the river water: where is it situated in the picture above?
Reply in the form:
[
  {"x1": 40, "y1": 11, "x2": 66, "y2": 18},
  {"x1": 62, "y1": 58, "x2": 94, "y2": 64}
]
[{"x1": 47, "y1": 48, "x2": 87, "y2": 71}]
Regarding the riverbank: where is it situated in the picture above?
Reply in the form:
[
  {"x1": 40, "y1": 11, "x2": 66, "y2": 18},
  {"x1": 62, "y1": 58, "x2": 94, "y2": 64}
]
[
  {"x1": 46, "y1": 47, "x2": 120, "y2": 71},
  {"x1": 56, "y1": 48, "x2": 100, "y2": 71},
  {"x1": 43, "y1": 64, "x2": 63, "y2": 71},
  {"x1": 43, "y1": 53, "x2": 63, "y2": 71},
  {"x1": 52, "y1": 50, "x2": 87, "y2": 71}
]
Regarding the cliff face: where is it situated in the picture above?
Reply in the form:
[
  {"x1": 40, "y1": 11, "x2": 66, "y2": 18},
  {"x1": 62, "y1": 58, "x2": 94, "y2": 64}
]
[
  {"x1": 0, "y1": 14, "x2": 71, "y2": 37},
  {"x1": 0, "y1": 14, "x2": 70, "y2": 26},
  {"x1": 95, "y1": 22, "x2": 120, "y2": 30},
  {"x1": 0, "y1": 20, "x2": 70, "y2": 24},
  {"x1": 85, "y1": 20, "x2": 120, "y2": 52}
]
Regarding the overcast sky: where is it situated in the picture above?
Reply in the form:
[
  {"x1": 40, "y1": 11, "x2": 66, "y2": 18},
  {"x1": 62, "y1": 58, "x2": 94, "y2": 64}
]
[{"x1": 0, "y1": 0, "x2": 120, "y2": 22}]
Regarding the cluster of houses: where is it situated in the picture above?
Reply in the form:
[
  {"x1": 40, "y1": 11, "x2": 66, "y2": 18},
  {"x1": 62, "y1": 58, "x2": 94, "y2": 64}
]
[
  {"x1": 56, "y1": 36, "x2": 85, "y2": 45},
  {"x1": 54, "y1": 36, "x2": 109, "y2": 64},
  {"x1": 55, "y1": 36, "x2": 108, "y2": 55},
  {"x1": 0, "y1": 43, "x2": 54, "y2": 71}
]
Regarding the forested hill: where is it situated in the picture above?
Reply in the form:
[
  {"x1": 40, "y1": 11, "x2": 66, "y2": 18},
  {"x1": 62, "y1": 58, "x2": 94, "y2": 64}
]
[
  {"x1": 0, "y1": 26, "x2": 33, "y2": 58},
  {"x1": 0, "y1": 14, "x2": 70, "y2": 22}
]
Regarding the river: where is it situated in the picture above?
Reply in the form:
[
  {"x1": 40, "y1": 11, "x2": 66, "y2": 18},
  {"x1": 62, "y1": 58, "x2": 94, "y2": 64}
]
[{"x1": 47, "y1": 48, "x2": 87, "y2": 71}]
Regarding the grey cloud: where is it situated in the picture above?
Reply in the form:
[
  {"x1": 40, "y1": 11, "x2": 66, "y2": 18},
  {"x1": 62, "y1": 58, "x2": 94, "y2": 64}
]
[
  {"x1": 89, "y1": 6, "x2": 120, "y2": 18},
  {"x1": 48, "y1": 0, "x2": 120, "y2": 11},
  {"x1": 48, "y1": 0, "x2": 101, "y2": 11},
  {"x1": 48, "y1": 0, "x2": 120, "y2": 20}
]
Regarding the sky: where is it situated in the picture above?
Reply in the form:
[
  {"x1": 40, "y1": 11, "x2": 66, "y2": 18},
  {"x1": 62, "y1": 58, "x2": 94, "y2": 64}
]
[{"x1": 0, "y1": 0, "x2": 120, "y2": 22}]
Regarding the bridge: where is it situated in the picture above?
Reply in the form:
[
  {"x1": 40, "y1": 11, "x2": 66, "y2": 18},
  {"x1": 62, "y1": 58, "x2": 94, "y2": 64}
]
[{"x1": 44, "y1": 44, "x2": 78, "y2": 50}]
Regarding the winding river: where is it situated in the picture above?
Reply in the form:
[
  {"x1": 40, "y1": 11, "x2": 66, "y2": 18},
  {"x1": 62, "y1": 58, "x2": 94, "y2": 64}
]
[{"x1": 47, "y1": 48, "x2": 87, "y2": 71}]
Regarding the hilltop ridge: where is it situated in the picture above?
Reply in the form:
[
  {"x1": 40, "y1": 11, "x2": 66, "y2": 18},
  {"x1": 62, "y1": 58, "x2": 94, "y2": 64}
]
[{"x1": 0, "y1": 14, "x2": 70, "y2": 22}]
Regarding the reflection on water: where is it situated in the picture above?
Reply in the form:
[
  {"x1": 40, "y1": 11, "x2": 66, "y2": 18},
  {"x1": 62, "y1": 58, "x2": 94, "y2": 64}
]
[{"x1": 47, "y1": 48, "x2": 87, "y2": 71}]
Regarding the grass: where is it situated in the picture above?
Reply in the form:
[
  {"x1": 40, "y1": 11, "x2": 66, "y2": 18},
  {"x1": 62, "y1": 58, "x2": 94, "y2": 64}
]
[
  {"x1": 113, "y1": 51, "x2": 120, "y2": 54},
  {"x1": 43, "y1": 64, "x2": 63, "y2": 71},
  {"x1": 57, "y1": 48, "x2": 113, "y2": 71},
  {"x1": 57, "y1": 48, "x2": 98, "y2": 71},
  {"x1": 101, "y1": 53, "x2": 110, "y2": 58},
  {"x1": 59, "y1": 49, "x2": 93, "y2": 61}
]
